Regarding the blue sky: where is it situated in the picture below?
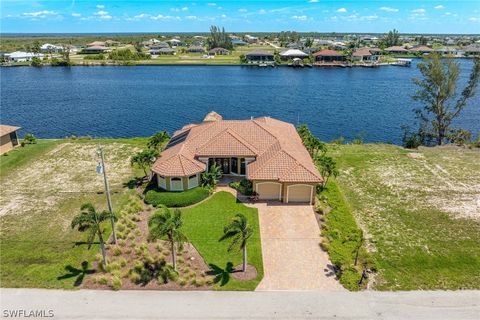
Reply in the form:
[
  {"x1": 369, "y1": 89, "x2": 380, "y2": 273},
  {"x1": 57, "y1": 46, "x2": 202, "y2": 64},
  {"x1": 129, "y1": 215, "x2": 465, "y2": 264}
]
[{"x1": 1, "y1": 1, "x2": 479, "y2": 34}]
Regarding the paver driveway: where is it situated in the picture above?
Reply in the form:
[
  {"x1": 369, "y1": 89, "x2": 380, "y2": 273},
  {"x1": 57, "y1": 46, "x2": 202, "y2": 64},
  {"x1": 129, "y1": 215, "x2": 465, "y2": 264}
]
[{"x1": 254, "y1": 202, "x2": 343, "y2": 291}]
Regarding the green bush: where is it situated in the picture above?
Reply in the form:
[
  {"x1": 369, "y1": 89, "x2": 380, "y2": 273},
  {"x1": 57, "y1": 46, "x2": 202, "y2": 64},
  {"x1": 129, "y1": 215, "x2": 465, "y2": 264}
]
[
  {"x1": 144, "y1": 187, "x2": 209, "y2": 207},
  {"x1": 111, "y1": 276, "x2": 122, "y2": 290},
  {"x1": 229, "y1": 179, "x2": 253, "y2": 196},
  {"x1": 23, "y1": 133, "x2": 37, "y2": 145},
  {"x1": 108, "y1": 49, "x2": 150, "y2": 61}
]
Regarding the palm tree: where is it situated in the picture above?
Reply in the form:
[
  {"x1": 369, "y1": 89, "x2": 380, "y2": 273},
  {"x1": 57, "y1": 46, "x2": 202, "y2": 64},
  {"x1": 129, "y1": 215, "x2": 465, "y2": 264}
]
[
  {"x1": 219, "y1": 213, "x2": 253, "y2": 272},
  {"x1": 148, "y1": 207, "x2": 187, "y2": 271},
  {"x1": 147, "y1": 131, "x2": 170, "y2": 151},
  {"x1": 71, "y1": 203, "x2": 117, "y2": 267}
]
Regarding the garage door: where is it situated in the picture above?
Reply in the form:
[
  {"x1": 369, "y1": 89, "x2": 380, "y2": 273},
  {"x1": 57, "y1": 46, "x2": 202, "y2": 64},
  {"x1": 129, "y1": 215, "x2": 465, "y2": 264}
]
[
  {"x1": 287, "y1": 184, "x2": 313, "y2": 203},
  {"x1": 256, "y1": 182, "x2": 282, "y2": 200}
]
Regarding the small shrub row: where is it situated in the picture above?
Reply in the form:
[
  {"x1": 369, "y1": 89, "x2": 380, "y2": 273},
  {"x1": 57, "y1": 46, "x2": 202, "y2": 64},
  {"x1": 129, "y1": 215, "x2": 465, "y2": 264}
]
[{"x1": 144, "y1": 187, "x2": 209, "y2": 208}]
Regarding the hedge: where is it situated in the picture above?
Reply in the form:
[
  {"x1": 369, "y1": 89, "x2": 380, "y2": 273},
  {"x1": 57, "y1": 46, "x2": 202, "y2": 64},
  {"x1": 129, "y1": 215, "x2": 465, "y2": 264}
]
[{"x1": 144, "y1": 187, "x2": 210, "y2": 208}]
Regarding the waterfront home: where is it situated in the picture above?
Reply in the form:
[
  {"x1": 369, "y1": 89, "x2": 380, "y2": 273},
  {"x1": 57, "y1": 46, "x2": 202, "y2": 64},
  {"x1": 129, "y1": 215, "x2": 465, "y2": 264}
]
[
  {"x1": 187, "y1": 46, "x2": 206, "y2": 53},
  {"x1": 81, "y1": 46, "x2": 110, "y2": 54},
  {"x1": 141, "y1": 38, "x2": 161, "y2": 47},
  {"x1": 151, "y1": 113, "x2": 322, "y2": 204},
  {"x1": 279, "y1": 49, "x2": 308, "y2": 60},
  {"x1": 0, "y1": 125, "x2": 20, "y2": 155},
  {"x1": 313, "y1": 49, "x2": 346, "y2": 62},
  {"x1": 40, "y1": 43, "x2": 63, "y2": 53},
  {"x1": 150, "y1": 48, "x2": 175, "y2": 55},
  {"x1": 231, "y1": 39, "x2": 247, "y2": 46},
  {"x1": 4, "y1": 51, "x2": 44, "y2": 62},
  {"x1": 245, "y1": 35, "x2": 259, "y2": 44},
  {"x1": 464, "y1": 45, "x2": 480, "y2": 56},
  {"x1": 435, "y1": 47, "x2": 464, "y2": 56},
  {"x1": 245, "y1": 50, "x2": 274, "y2": 63},
  {"x1": 208, "y1": 47, "x2": 230, "y2": 55},
  {"x1": 384, "y1": 46, "x2": 409, "y2": 54},
  {"x1": 287, "y1": 42, "x2": 304, "y2": 50},
  {"x1": 168, "y1": 39, "x2": 183, "y2": 47},
  {"x1": 352, "y1": 48, "x2": 380, "y2": 62},
  {"x1": 150, "y1": 42, "x2": 170, "y2": 49},
  {"x1": 87, "y1": 41, "x2": 106, "y2": 47},
  {"x1": 409, "y1": 46, "x2": 433, "y2": 54}
]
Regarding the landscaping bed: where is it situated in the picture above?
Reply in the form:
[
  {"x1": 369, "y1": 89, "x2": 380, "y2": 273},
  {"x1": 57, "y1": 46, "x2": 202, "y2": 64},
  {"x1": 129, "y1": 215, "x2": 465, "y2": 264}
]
[{"x1": 144, "y1": 186, "x2": 210, "y2": 208}]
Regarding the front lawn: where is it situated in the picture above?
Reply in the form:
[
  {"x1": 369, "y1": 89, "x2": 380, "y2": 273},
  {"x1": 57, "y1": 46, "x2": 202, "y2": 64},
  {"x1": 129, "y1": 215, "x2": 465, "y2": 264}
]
[
  {"x1": 144, "y1": 187, "x2": 210, "y2": 208},
  {"x1": 180, "y1": 192, "x2": 263, "y2": 290}
]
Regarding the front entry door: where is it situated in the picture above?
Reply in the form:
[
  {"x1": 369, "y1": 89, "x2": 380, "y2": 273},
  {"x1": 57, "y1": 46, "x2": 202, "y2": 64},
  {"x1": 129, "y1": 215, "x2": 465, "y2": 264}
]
[{"x1": 221, "y1": 158, "x2": 230, "y2": 174}]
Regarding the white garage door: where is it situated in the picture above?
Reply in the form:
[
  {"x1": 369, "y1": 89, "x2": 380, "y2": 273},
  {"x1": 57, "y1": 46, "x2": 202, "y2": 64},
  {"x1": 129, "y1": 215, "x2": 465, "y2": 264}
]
[
  {"x1": 287, "y1": 184, "x2": 313, "y2": 203},
  {"x1": 256, "y1": 182, "x2": 282, "y2": 200}
]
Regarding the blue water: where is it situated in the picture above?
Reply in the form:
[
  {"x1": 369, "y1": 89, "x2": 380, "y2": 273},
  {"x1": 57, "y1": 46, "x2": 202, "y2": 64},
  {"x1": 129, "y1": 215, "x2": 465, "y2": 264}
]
[{"x1": 1, "y1": 61, "x2": 479, "y2": 144}]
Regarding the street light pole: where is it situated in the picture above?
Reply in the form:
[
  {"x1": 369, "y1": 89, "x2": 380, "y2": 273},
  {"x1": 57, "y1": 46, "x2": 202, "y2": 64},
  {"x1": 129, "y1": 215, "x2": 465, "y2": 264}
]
[{"x1": 97, "y1": 147, "x2": 117, "y2": 244}]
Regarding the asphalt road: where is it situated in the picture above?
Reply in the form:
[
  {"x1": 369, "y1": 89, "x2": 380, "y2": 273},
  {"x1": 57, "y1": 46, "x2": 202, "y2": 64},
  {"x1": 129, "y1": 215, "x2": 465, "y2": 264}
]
[{"x1": 1, "y1": 289, "x2": 479, "y2": 320}]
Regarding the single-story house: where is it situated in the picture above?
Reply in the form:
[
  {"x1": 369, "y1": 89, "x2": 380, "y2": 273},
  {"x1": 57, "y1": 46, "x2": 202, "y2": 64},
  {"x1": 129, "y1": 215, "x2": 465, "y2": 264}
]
[
  {"x1": 0, "y1": 125, "x2": 20, "y2": 155},
  {"x1": 352, "y1": 48, "x2": 380, "y2": 62},
  {"x1": 150, "y1": 42, "x2": 170, "y2": 49},
  {"x1": 150, "y1": 48, "x2": 175, "y2": 55},
  {"x1": 87, "y1": 41, "x2": 106, "y2": 47},
  {"x1": 141, "y1": 39, "x2": 161, "y2": 47},
  {"x1": 384, "y1": 46, "x2": 409, "y2": 54},
  {"x1": 409, "y1": 46, "x2": 434, "y2": 54},
  {"x1": 231, "y1": 39, "x2": 247, "y2": 46},
  {"x1": 245, "y1": 35, "x2": 259, "y2": 44},
  {"x1": 81, "y1": 46, "x2": 111, "y2": 54},
  {"x1": 245, "y1": 50, "x2": 274, "y2": 62},
  {"x1": 4, "y1": 51, "x2": 44, "y2": 62},
  {"x1": 168, "y1": 39, "x2": 183, "y2": 47},
  {"x1": 105, "y1": 40, "x2": 121, "y2": 47},
  {"x1": 464, "y1": 46, "x2": 480, "y2": 56},
  {"x1": 435, "y1": 47, "x2": 464, "y2": 56},
  {"x1": 313, "y1": 49, "x2": 346, "y2": 62},
  {"x1": 279, "y1": 49, "x2": 308, "y2": 60},
  {"x1": 151, "y1": 113, "x2": 323, "y2": 204},
  {"x1": 187, "y1": 46, "x2": 206, "y2": 53},
  {"x1": 287, "y1": 42, "x2": 304, "y2": 50},
  {"x1": 208, "y1": 47, "x2": 230, "y2": 55},
  {"x1": 40, "y1": 43, "x2": 64, "y2": 53}
]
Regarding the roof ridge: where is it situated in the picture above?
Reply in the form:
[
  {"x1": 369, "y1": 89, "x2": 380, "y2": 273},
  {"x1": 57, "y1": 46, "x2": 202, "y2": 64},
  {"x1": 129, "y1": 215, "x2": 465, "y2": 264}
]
[
  {"x1": 222, "y1": 128, "x2": 259, "y2": 154},
  {"x1": 247, "y1": 144, "x2": 283, "y2": 177},
  {"x1": 280, "y1": 149, "x2": 322, "y2": 180}
]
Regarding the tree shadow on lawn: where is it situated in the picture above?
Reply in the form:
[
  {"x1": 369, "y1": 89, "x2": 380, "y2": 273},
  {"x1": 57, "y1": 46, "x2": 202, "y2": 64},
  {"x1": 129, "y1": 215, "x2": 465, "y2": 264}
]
[
  {"x1": 57, "y1": 261, "x2": 95, "y2": 287},
  {"x1": 123, "y1": 176, "x2": 147, "y2": 190},
  {"x1": 207, "y1": 262, "x2": 234, "y2": 286},
  {"x1": 73, "y1": 241, "x2": 99, "y2": 247}
]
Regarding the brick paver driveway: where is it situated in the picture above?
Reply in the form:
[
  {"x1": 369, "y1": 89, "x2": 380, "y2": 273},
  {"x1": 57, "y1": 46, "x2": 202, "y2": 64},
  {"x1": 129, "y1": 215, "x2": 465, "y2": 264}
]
[{"x1": 254, "y1": 202, "x2": 343, "y2": 291}]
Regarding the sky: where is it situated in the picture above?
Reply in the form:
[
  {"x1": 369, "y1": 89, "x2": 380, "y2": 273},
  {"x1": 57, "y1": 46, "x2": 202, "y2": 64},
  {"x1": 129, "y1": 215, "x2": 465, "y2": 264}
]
[{"x1": 1, "y1": 0, "x2": 479, "y2": 34}]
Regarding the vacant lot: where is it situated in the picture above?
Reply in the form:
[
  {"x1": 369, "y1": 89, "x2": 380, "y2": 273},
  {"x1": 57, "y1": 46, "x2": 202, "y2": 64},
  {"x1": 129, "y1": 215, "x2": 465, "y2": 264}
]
[
  {"x1": 329, "y1": 144, "x2": 480, "y2": 290},
  {"x1": 0, "y1": 139, "x2": 144, "y2": 288}
]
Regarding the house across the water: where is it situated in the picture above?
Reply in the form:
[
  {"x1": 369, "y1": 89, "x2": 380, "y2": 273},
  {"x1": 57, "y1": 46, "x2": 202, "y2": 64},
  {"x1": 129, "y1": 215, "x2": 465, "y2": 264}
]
[
  {"x1": 245, "y1": 50, "x2": 274, "y2": 64},
  {"x1": 0, "y1": 125, "x2": 20, "y2": 155},
  {"x1": 151, "y1": 112, "x2": 323, "y2": 204}
]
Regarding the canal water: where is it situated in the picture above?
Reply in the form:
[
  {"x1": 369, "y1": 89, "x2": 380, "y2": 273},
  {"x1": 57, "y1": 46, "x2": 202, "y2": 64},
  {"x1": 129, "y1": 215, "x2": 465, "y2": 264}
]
[{"x1": 1, "y1": 60, "x2": 479, "y2": 144}]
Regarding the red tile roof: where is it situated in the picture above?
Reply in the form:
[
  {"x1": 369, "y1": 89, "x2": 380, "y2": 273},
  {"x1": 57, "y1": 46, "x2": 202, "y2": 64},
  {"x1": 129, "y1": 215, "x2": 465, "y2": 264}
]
[
  {"x1": 313, "y1": 49, "x2": 344, "y2": 56},
  {"x1": 151, "y1": 116, "x2": 323, "y2": 183}
]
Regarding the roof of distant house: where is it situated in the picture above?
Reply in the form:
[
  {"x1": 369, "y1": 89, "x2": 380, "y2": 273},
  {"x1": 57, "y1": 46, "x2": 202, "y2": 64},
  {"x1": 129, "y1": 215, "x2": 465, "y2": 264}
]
[
  {"x1": 313, "y1": 49, "x2": 344, "y2": 56},
  {"x1": 87, "y1": 41, "x2": 106, "y2": 47},
  {"x1": 0, "y1": 125, "x2": 21, "y2": 136},
  {"x1": 245, "y1": 50, "x2": 273, "y2": 57},
  {"x1": 151, "y1": 115, "x2": 322, "y2": 183},
  {"x1": 279, "y1": 49, "x2": 308, "y2": 57},
  {"x1": 385, "y1": 46, "x2": 408, "y2": 52}
]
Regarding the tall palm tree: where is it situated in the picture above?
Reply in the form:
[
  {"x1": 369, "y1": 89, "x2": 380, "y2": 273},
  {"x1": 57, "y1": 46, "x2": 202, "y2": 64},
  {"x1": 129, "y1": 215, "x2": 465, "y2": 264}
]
[
  {"x1": 71, "y1": 203, "x2": 117, "y2": 267},
  {"x1": 148, "y1": 207, "x2": 187, "y2": 271},
  {"x1": 219, "y1": 213, "x2": 253, "y2": 272}
]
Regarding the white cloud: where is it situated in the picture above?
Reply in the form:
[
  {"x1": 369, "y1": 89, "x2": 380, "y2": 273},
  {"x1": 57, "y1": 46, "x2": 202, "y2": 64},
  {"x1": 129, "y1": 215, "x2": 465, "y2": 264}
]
[
  {"x1": 309, "y1": 0, "x2": 319, "y2": 3},
  {"x1": 292, "y1": 15, "x2": 308, "y2": 21},
  {"x1": 71, "y1": 12, "x2": 81, "y2": 17},
  {"x1": 336, "y1": 8, "x2": 347, "y2": 13},
  {"x1": 238, "y1": 8, "x2": 247, "y2": 13},
  {"x1": 412, "y1": 9, "x2": 426, "y2": 14},
  {"x1": 185, "y1": 15, "x2": 197, "y2": 20},
  {"x1": 220, "y1": 14, "x2": 227, "y2": 18},
  {"x1": 171, "y1": 7, "x2": 188, "y2": 12},
  {"x1": 469, "y1": 17, "x2": 480, "y2": 22},
  {"x1": 134, "y1": 13, "x2": 148, "y2": 19},
  {"x1": 96, "y1": 5, "x2": 105, "y2": 9},
  {"x1": 434, "y1": 5, "x2": 444, "y2": 10},
  {"x1": 258, "y1": 9, "x2": 267, "y2": 14},
  {"x1": 95, "y1": 10, "x2": 108, "y2": 15},
  {"x1": 380, "y1": 7, "x2": 399, "y2": 12},
  {"x1": 95, "y1": 10, "x2": 112, "y2": 20},
  {"x1": 22, "y1": 10, "x2": 58, "y2": 18},
  {"x1": 207, "y1": 3, "x2": 216, "y2": 6},
  {"x1": 150, "y1": 14, "x2": 181, "y2": 21}
]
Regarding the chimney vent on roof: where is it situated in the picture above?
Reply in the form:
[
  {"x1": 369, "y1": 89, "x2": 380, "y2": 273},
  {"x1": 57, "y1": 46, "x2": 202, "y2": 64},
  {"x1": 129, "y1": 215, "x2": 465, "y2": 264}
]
[{"x1": 203, "y1": 111, "x2": 223, "y2": 122}]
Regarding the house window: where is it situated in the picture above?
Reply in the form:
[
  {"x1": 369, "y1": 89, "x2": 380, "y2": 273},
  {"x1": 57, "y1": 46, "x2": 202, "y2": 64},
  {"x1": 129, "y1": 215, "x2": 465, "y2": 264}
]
[
  {"x1": 240, "y1": 158, "x2": 246, "y2": 175},
  {"x1": 158, "y1": 175, "x2": 166, "y2": 190},
  {"x1": 188, "y1": 174, "x2": 198, "y2": 189},
  {"x1": 171, "y1": 177, "x2": 183, "y2": 191}
]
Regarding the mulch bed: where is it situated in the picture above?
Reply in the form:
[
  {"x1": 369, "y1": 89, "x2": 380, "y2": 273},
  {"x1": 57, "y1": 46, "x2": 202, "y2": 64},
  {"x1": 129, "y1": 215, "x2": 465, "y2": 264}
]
[{"x1": 230, "y1": 264, "x2": 257, "y2": 281}]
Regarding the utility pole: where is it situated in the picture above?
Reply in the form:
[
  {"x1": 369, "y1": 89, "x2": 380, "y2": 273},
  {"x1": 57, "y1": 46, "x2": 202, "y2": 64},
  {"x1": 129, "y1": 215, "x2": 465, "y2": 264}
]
[{"x1": 97, "y1": 147, "x2": 117, "y2": 244}]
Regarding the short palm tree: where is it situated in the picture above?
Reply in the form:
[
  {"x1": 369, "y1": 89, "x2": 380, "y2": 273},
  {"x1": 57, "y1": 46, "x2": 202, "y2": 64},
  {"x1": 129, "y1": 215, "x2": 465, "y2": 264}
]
[
  {"x1": 219, "y1": 213, "x2": 253, "y2": 272},
  {"x1": 71, "y1": 203, "x2": 117, "y2": 267},
  {"x1": 148, "y1": 206, "x2": 187, "y2": 271}
]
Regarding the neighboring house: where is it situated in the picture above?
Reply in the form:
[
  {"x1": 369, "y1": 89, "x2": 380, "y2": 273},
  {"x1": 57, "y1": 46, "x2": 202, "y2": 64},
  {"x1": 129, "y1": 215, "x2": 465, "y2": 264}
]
[
  {"x1": 150, "y1": 48, "x2": 175, "y2": 55},
  {"x1": 0, "y1": 125, "x2": 20, "y2": 155},
  {"x1": 4, "y1": 51, "x2": 44, "y2": 62},
  {"x1": 105, "y1": 40, "x2": 121, "y2": 47},
  {"x1": 245, "y1": 50, "x2": 274, "y2": 63},
  {"x1": 87, "y1": 41, "x2": 106, "y2": 47},
  {"x1": 464, "y1": 45, "x2": 480, "y2": 56},
  {"x1": 141, "y1": 39, "x2": 161, "y2": 48},
  {"x1": 40, "y1": 43, "x2": 63, "y2": 53},
  {"x1": 435, "y1": 47, "x2": 464, "y2": 56},
  {"x1": 150, "y1": 42, "x2": 170, "y2": 49},
  {"x1": 151, "y1": 113, "x2": 323, "y2": 204},
  {"x1": 352, "y1": 47, "x2": 380, "y2": 62},
  {"x1": 313, "y1": 49, "x2": 346, "y2": 62},
  {"x1": 245, "y1": 35, "x2": 259, "y2": 44},
  {"x1": 279, "y1": 49, "x2": 308, "y2": 60},
  {"x1": 81, "y1": 46, "x2": 110, "y2": 54},
  {"x1": 384, "y1": 46, "x2": 409, "y2": 54},
  {"x1": 187, "y1": 46, "x2": 206, "y2": 53},
  {"x1": 231, "y1": 39, "x2": 247, "y2": 46},
  {"x1": 168, "y1": 39, "x2": 183, "y2": 47},
  {"x1": 409, "y1": 46, "x2": 434, "y2": 54},
  {"x1": 208, "y1": 47, "x2": 230, "y2": 55}
]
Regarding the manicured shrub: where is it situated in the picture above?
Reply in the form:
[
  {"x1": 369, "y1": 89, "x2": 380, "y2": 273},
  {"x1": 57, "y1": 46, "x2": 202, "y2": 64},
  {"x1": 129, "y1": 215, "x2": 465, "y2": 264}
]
[
  {"x1": 229, "y1": 179, "x2": 253, "y2": 196},
  {"x1": 129, "y1": 272, "x2": 141, "y2": 283},
  {"x1": 98, "y1": 275, "x2": 108, "y2": 285},
  {"x1": 111, "y1": 276, "x2": 122, "y2": 291},
  {"x1": 112, "y1": 246, "x2": 122, "y2": 256},
  {"x1": 144, "y1": 187, "x2": 209, "y2": 207}
]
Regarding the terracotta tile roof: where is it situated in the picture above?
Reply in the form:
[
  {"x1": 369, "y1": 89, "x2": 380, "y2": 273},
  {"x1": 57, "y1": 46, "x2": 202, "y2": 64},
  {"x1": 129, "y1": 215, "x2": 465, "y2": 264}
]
[
  {"x1": 0, "y1": 125, "x2": 21, "y2": 136},
  {"x1": 151, "y1": 116, "x2": 323, "y2": 183},
  {"x1": 313, "y1": 49, "x2": 344, "y2": 56}
]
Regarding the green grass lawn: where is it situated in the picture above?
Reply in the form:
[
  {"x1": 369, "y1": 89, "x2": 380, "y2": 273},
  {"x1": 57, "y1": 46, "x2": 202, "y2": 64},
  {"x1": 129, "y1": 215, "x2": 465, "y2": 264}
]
[
  {"x1": 328, "y1": 144, "x2": 480, "y2": 290},
  {"x1": 144, "y1": 186, "x2": 210, "y2": 207},
  {"x1": 180, "y1": 192, "x2": 263, "y2": 290},
  {"x1": 0, "y1": 138, "x2": 146, "y2": 288}
]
